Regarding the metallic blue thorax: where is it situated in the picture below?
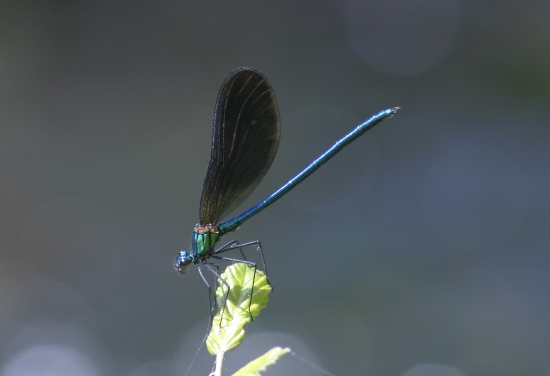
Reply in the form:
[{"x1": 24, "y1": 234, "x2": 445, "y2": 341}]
[{"x1": 192, "y1": 224, "x2": 220, "y2": 259}]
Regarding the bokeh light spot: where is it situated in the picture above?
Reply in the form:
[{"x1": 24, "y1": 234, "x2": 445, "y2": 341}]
[
  {"x1": 1, "y1": 345, "x2": 98, "y2": 376},
  {"x1": 345, "y1": 0, "x2": 459, "y2": 75},
  {"x1": 403, "y1": 363, "x2": 466, "y2": 376}
]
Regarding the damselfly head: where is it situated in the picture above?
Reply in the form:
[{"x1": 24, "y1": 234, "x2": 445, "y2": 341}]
[{"x1": 174, "y1": 251, "x2": 192, "y2": 274}]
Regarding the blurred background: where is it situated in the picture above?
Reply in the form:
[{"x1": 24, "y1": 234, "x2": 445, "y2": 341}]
[{"x1": 1, "y1": 0, "x2": 549, "y2": 375}]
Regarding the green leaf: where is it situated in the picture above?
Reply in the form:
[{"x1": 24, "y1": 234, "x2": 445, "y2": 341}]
[
  {"x1": 206, "y1": 263, "x2": 271, "y2": 355},
  {"x1": 232, "y1": 347, "x2": 291, "y2": 376}
]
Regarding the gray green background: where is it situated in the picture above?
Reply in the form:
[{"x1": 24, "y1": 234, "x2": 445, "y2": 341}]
[{"x1": 1, "y1": 1, "x2": 549, "y2": 375}]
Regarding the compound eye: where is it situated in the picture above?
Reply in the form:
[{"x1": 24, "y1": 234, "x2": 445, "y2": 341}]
[{"x1": 174, "y1": 252, "x2": 192, "y2": 274}]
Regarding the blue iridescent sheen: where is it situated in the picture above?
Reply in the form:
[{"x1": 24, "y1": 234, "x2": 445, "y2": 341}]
[{"x1": 174, "y1": 67, "x2": 399, "y2": 277}]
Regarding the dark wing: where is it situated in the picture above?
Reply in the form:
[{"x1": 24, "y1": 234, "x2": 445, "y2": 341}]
[{"x1": 199, "y1": 67, "x2": 280, "y2": 225}]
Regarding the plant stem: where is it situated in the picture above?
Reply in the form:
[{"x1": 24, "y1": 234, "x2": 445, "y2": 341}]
[{"x1": 213, "y1": 351, "x2": 224, "y2": 376}]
